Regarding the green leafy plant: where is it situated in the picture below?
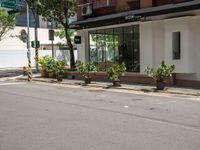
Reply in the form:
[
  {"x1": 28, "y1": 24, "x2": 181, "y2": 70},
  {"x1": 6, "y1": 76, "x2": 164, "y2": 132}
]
[
  {"x1": 76, "y1": 61, "x2": 98, "y2": 81},
  {"x1": 0, "y1": 9, "x2": 16, "y2": 41},
  {"x1": 145, "y1": 61, "x2": 175, "y2": 82},
  {"x1": 45, "y1": 57, "x2": 56, "y2": 75},
  {"x1": 26, "y1": 0, "x2": 76, "y2": 68},
  {"x1": 38, "y1": 55, "x2": 51, "y2": 75},
  {"x1": 39, "y1": 55, "x2": 65, "y2": 79},
  {"x1": 107, "y1": 63, "x2": 126, "y2": 81},
  {"x1": 53, "y1": 60, "x2": 65, "y2": 76}
]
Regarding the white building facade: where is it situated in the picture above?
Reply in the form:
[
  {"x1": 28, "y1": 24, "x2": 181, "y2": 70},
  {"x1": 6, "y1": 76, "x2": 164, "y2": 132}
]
[{"x1": 71, "y1": 1, "x2": 200, "y2": 86}]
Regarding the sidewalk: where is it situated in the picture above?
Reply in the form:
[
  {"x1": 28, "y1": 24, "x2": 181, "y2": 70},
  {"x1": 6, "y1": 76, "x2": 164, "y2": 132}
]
[
  {"x1": 0, "y1": 68, "x2": 23, "y2": 78},
  {"x1": 17, "y1": 74, "x2": 200, "y2": 97}
]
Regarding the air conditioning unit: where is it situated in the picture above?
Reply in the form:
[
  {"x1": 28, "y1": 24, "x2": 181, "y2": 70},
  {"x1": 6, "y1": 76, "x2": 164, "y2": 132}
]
[{"x1": 81, "y1": 3, "x2": 93, "y2": 17}]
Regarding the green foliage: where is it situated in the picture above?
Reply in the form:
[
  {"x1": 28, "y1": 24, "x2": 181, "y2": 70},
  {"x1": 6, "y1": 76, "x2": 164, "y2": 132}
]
[
  {"x1": 107, "y1": 63, "x2": 126, "y2": 81},
  {"x1": 91, "y1": 33, "x2": 118, "y2": 53},
  {"x1": 38, "y1": 55, "x2": 51, "y2": 73},
  {"x1": 45, "y1": 57, "x2": 55, "y2": 73},
  {"x1": 54, "y1": 60, "x2": 65, "y2": 76},
  {"x1": 145, "y1": 61, "x2": 175, "y2": 82},
  {"x1": 0, "y1": 9, "x2": 16, "y2": 41},
  {"x1": 55, "y1": 27, "x2": 75, "y2": 42},
  {"x1": 26, "y1": 0, "x2": 76, "y2": 68},
  {"x1": 39, "y1": 55, "x2": 65, "y2": 77},
  {"x1": 76, "y1": 61, "x2": 98, "y2": 79}
]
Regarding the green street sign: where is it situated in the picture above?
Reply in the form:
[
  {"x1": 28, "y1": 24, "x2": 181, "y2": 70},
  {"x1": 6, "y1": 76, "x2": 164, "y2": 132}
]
[
  {"x1": 0, "y1": 0, "x2": 16, "y2": 10},
  {"x1": 31, "y1": 41, "x2": 40, "y2": 48}
]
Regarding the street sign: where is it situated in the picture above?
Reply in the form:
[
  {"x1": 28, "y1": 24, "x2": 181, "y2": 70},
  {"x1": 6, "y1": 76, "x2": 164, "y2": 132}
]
[
  {"x1": 49, "y1": 30, "x2": 54, "y2": 41},
  {"x1": 74, "y1": 36, "x2": 81, "y2": 44},
  {"x1": 31, "y1": 41, "x2": 40, "y2": 48},
  {"x1": 0, "y1": 0, "x2": 16, "y2": 10}
]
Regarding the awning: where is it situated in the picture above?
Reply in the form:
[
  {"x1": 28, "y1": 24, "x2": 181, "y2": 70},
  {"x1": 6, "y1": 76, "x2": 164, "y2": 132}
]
[{"x1": 70, "y1": 0, "x2": 200, "y2": 29}]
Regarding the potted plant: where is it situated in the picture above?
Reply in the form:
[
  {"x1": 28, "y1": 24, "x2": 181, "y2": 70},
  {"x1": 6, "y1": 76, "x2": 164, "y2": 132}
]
[
  {"x1": 53, "y1": 60, "x2": 65, "y2": 82},
  {"x1": 76, "y1": 61, "x2": 98, "y2": 84},
  {"x1": 106, "y1": 63, "x2": 126, "y2": 87},
  {"x1": 46, "y1": 58, "x2": 56, "y2": 78},
  {"x1": 145, "y1": 61, "x2": 175, "y2": 90},
  {"x1": 38, "y1": 55, "x2": 51, "y2": 77}
]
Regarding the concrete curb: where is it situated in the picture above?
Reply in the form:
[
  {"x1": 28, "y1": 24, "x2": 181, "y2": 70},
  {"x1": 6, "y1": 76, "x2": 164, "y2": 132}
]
[{"x1": 17, "y1": 76, "x2": 200, "y2": 97}]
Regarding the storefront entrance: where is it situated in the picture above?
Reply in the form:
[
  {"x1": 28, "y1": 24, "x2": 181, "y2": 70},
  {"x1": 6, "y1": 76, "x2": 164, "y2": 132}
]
[{"x1": 89, "y1": 25, "x2": 140, "y2": 72}]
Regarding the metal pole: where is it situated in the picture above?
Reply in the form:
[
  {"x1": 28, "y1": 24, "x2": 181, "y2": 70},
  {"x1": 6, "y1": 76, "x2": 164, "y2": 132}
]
[
  {"x1": 51, "y1": 19, "x2": 54, "y2": 58},
  {"x1": 34, "y1": 1, "x2": 39, "y2": 72},
  {"x1": 26, "y1": 2, "x2": 32, "y2": 81}
]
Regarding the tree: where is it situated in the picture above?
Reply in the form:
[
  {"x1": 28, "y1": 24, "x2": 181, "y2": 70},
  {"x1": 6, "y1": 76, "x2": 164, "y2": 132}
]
[
  {"x1": 0, "y1": 9, "x2": 16, "y2": 41},
  {"x1": 55, "y1": 26, "x2": 75, "y2": 48},
  {"x1": 26, "y1": 0, "x2": 76, "y2": 68}
]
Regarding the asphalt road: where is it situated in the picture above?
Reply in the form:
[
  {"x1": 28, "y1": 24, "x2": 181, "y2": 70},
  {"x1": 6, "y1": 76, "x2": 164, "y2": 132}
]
[{"x1": 0, "y1": 80, "x2": 200, "y2": 150}]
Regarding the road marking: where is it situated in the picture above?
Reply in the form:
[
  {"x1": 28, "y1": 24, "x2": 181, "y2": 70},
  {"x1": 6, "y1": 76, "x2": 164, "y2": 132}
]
[{"x1": 0, "y1": 82, "x2": 25, "y2": 86}]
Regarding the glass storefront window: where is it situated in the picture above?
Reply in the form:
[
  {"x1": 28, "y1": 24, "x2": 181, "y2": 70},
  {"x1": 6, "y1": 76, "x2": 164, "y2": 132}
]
[{"x1": 89, "y1": 25, "x2": 140, "y2": 72}]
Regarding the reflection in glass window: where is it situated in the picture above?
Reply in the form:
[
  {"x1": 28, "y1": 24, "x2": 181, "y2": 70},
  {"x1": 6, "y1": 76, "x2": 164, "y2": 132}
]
[{"x1": 89, "y1": 25, "x2": 140, "y2": 72}]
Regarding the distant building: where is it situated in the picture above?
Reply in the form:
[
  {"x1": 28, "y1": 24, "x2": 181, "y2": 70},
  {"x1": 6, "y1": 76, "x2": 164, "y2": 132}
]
[
  {"x1": 70, "y1": 0, "x2": 200, "y2": 87},
  {"x1": 0, "y1": 1, "x2": 77, "y2": 68},
  {"x1": 0, "y1": 0, "x2": 62, "y2": 51}
]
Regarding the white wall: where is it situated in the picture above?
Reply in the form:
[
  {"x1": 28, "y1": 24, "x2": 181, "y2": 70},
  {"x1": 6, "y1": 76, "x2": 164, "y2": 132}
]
[
  {"x1": 140, "y1": 21, "x2": 165, "y2": 74},
  {"x1": 140, "y1": 16, "x2": 200, "y2": 81},
  {"x1": 164, "y1": 16, "x2": 195, "y2": 73},
  {"x1": 140, "y1": 22, "x2": 154, "y2": 73},
  {"x1": 0, "y1": 49, "x2": 77, "y2": 68},
  {"x1": 76, "y1": 30, "x2": 89, "y2": 63},
  {"x1": 0, "y1": 27, "x2": 63, "y2": 51},
  {"x1": 175, "y1": 16, "x2": 200, "y2": 81},
  {"x1": 0, "y1": 26, "x2": 77, "y2": 68}
]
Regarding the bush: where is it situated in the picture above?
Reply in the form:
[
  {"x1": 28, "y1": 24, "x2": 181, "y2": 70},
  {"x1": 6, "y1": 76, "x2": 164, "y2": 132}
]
[
  {"x1": 145, "y1": 61, "x2": 175, "y2": 82},
  {"x1": 54, "y1": 60, "x2": 65, "y2": 76},
  {"x1": 39, "y1": 55, "x2": 65, "y2": 78},
  {"x1": 76, "y1": 61, "x2": 98, "y2": 79},
  {"x1": 38, "y1": 55, "x2": 51, "y2": 74},
  {"x1": 107, "y1": 63, "x2": 126, "y2": 81}
]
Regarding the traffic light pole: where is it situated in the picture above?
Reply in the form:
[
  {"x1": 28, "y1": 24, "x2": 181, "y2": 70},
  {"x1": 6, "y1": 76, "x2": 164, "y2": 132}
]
[
  {"x1": 34, "y1": 2, "x2": 39, "y2": 72},
  {"x1": 26, "y1": 2, "x2": 32, "y2": 81}
]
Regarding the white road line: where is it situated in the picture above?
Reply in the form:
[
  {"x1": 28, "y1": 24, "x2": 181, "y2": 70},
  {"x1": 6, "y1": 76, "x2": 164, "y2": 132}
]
[{"x1": 0, "y1": 82, "x2": 25, "y2": 86}]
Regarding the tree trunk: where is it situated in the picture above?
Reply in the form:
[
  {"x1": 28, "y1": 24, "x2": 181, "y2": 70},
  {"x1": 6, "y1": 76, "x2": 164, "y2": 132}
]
[{"x1": 64, "y1": 27, "x2": 75, "y2": 68}]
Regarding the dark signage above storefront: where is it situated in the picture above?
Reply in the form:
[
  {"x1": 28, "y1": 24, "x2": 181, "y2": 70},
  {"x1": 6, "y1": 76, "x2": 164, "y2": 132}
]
[{"x1": 74, "y1": 36, "x2": 81, "y2": 44}]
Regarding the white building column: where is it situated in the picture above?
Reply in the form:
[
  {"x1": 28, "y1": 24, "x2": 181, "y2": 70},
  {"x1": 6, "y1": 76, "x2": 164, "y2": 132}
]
[
  {"x1": 76, "y1": 30, "x2": 89, "y2": 63},
  {"x1": 140, "y1": 21, "x2": 154, "y2": 74}
]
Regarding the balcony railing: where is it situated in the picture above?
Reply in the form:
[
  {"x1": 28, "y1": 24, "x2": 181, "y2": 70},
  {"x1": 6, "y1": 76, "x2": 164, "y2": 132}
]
[{"x1": 93, "y1": 0, "x2": 116, "y2": 10}]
